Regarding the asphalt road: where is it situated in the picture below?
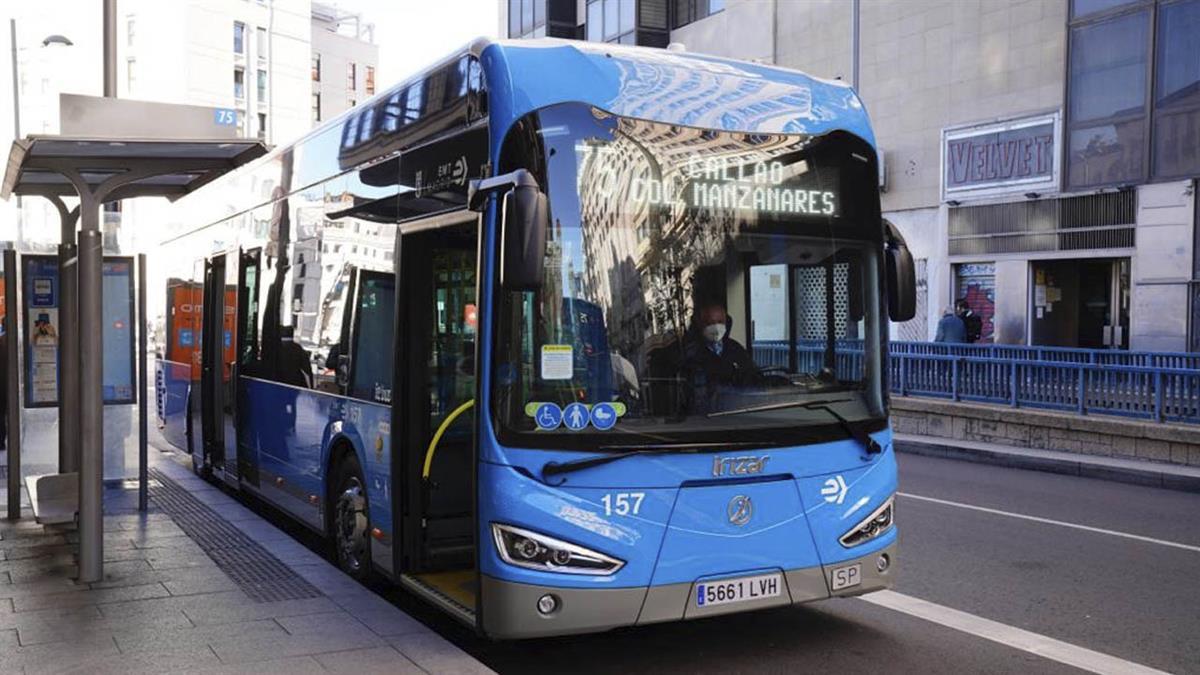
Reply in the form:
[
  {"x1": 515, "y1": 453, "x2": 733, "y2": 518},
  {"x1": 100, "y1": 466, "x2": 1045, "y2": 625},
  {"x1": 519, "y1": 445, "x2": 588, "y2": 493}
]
[
  {"x1": 413, "y1": 454, "x2": 1200, "y2": 674},
  {"x1": 239, "y1": 450, "x2": 1200, "y2": 674}
]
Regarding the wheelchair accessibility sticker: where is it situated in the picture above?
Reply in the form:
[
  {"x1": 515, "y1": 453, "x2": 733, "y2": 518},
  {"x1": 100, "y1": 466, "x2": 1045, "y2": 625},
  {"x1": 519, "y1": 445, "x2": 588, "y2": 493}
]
[{"x1": 534, "y1": 403, "x2": 562, "y2": 430}]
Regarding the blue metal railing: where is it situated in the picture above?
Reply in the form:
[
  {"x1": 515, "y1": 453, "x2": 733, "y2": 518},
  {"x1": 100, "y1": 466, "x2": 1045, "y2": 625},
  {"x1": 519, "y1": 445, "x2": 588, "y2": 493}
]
[{"x1": 751, "y1": 341, "x2": 1200, "y2": 424}]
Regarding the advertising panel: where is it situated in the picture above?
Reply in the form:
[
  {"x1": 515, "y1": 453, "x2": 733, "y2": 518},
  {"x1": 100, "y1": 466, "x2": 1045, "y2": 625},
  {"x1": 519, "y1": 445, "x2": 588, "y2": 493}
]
[
  {"x1": 22, "y1": 256, "x2": 60, "y2": 408},
  {"x1": 102, "y1": 258, "x2": 137, "y2": 404}
]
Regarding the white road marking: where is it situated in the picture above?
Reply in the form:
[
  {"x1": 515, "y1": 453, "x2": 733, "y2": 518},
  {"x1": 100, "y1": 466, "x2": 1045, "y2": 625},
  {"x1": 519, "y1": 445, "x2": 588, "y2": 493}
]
[
  {"x1": 899, "y1": 492, "x2": 1200, "y2": 554},
  {"x1": 861, "y1": 590, "x2": 1171, "y2": 675}
]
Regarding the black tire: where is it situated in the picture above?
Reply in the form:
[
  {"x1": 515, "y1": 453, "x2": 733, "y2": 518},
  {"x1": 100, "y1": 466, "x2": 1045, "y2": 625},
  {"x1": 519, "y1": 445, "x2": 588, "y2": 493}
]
[{"x1": 330, "y1": 452, "x2": 372, "y2": 581}]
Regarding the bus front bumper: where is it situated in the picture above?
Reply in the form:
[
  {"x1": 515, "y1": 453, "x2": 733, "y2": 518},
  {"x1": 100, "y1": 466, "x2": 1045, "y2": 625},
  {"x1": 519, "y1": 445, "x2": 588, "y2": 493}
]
[{"x1": 480, "y1": 542, "x2": 896, "y2": 639}]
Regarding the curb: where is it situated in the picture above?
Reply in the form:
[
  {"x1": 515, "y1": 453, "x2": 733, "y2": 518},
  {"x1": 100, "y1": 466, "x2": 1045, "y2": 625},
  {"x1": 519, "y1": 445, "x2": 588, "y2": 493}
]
[{"x1": 894, "y1": 436, "x2": 1200, "y2": 494}]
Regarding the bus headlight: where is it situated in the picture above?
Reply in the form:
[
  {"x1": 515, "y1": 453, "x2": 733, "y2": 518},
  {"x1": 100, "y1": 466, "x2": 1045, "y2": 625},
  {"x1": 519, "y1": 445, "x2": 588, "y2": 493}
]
[
  {"x1": 492, "y1": 523, "x2": 625, "y2": 576},
  {"x1": 839, "y1": 497, "x2": 894, "y2": 548}
]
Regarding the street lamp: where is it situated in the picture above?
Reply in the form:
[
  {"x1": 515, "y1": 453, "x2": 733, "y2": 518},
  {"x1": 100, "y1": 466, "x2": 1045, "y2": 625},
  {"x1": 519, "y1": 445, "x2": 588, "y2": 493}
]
[{"x1": 9, "y1": 20, "x2": 74, "y2": 247}]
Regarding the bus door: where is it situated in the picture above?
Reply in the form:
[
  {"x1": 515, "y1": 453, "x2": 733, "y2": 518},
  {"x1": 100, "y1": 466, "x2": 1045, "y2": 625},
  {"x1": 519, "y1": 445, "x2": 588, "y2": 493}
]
[
  {"x1": 394, "y1": 215, "x2": 481, "y2": 626},
  {"x1": 199, "y1": 252, "x2": 241, "y2": 484},
  {"x1": 235, "y1": 248, "x2": 262, "y2": 485}
]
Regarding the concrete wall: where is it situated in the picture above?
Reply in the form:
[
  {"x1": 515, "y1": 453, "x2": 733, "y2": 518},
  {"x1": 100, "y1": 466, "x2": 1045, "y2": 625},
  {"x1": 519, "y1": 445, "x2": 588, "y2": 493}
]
[
  {"x1": 892, "y1": 396, "x2": 1200, "y2": 467},
  {"x1": 859, "y1": 0, "x2": 1067, "y2": 214},
  {"x1": 1132, "y1": 180, "x2": 1195, "y2": 351}
]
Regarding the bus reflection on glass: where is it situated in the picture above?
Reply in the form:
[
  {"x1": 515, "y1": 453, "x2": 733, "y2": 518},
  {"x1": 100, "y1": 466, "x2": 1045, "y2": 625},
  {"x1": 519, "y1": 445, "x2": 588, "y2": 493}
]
[{"x1": 155, "y1": 37, "x2": 916, "y2": 639}]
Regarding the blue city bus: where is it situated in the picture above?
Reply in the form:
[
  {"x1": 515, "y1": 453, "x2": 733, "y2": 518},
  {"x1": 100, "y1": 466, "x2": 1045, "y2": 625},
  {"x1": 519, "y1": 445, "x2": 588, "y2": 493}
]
[{"x1": 156, "y1": 38, "x2": 916, "y2": 639}]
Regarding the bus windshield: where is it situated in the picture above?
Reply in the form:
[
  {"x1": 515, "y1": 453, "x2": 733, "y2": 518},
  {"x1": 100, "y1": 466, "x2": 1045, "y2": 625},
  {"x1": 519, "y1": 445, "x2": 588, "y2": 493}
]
[{"x1": 493, "y1": 103, "x2": 886, "y2": 450}]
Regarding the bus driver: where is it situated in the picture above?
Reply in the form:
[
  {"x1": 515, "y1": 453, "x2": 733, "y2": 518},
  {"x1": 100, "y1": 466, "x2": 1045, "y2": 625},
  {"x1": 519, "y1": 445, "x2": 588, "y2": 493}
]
[{"x1": 683, "y1": 303, "x2": 761, "y2": 412}]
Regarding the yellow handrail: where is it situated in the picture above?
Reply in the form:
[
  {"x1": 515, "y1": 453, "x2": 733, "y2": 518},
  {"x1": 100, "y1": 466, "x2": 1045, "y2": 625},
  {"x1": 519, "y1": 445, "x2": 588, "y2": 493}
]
[{"x1": 422, "y1": 399, "x2": 475, "y2": 480}]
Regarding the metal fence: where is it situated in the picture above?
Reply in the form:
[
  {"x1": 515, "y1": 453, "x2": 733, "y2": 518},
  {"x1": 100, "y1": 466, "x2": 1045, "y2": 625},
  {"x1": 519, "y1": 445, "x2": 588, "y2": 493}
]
[{"x1": 751, "y1": 341, "x2": 1200, "y2": 424}]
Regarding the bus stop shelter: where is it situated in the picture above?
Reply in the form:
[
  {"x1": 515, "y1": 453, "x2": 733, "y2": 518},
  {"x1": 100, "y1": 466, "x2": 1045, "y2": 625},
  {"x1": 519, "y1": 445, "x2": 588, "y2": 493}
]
[{"x1": 1, "y1": 95, "x2": 265, "y2": 583}]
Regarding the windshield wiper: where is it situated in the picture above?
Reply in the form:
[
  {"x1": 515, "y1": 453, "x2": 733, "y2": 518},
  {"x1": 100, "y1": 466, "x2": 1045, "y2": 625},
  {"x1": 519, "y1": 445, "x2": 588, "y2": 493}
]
[
  {"x1": 540, "y1": 442, "x2": 760, "y2": 483},
  {"x1": 708, "y1": 398, "x2": 882, "y2": 454}
]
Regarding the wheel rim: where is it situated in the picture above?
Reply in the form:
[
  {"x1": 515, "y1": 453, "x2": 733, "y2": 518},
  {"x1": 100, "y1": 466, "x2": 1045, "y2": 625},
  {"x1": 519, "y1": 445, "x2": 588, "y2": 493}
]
[{"x1": 335, "y1": 475, "x2": 367, "y2": 573}]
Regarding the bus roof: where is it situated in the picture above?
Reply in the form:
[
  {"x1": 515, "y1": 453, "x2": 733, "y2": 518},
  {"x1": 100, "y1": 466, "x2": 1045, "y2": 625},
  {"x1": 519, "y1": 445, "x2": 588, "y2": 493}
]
[{"x1": 482, "y1": 38, "x2": 876, "y2": 148}]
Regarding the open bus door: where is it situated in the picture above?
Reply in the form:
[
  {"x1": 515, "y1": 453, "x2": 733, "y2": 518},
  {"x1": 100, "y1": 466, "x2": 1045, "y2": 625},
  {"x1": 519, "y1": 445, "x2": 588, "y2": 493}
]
[
  {"x1": 198, "y1": 251, "x2": 244, "y2": 486},
  {"x1": 392, "y1": 213, "x2": 482, "y2": 629}
]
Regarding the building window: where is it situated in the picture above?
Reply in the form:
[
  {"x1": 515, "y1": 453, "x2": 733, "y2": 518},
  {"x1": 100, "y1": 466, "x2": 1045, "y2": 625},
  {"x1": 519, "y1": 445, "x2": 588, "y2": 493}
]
[
  {"x1": 233, "y1": 21, "x2": 246, "y2": 55},
  {"x1": 365, "y1": 65, "x2": 375, "y2": 95},
  {"x1": 348, "y1": 96, "x2": 356, "y2": 108},
  {"x1": 586, "y1": 0, "x2": 636, "y2": 43},
  {"x1": 672, "y1": 0, "x2": 723, "y2": 29},
  {"x1": 508, "y1": 0, "x2": 547, "y2": 38},
  {"x1": 126, "y1": 16, "x2": 135, "y2": 47},
  {"x1": 234, "y1": 67, "x2": 245, "y2": 100},
  {"x1": 257, "y1": 68, "x2": 267, "y2": 103},
  {"x1": 312, "y1": 92, "x2": 321, "y2": 123},
  {"x1": 257, "y1": 112, "x2": 267, "y2": 140},
  {"x1": 1153, "y1": 0, "x2": 1200, "y2": 179},
  {"x1": 347, "y1": 62, "x2": 357, "y2": 91},
  {"x1": 256, "y1": 26, "x2": 267, "y2": 61},
  {"x1": 126, "y1": 58, "x2": 135, "y2": 92},
  {"x1": 312, "y1": 52, "x2": 321, "y2": 82},
  {"x1": 1066, "y1": 0, "x2": 1200, "y2": 188}
]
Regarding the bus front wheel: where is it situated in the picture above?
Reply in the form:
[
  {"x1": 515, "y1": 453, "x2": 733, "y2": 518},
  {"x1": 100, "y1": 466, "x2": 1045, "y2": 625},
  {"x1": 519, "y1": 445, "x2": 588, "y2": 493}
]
[{"x1": 330, "y1": 452, "x2": 372, "y2": 581}]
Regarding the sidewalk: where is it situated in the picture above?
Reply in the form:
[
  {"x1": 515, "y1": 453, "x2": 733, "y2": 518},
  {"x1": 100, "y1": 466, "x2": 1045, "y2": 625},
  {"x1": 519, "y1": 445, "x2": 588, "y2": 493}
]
[
  {"x1": 895, "y1": 432, "x2": 1200, "y2": 493},
  {"x1": 0, "y1": 446, "x2": 494, "y2": 674}
]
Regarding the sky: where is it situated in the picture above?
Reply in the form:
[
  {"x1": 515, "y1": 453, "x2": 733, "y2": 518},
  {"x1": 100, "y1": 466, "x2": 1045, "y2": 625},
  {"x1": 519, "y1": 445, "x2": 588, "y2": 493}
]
[{"x1": 332, "y1": 0, "x2": 501, "y2": 85}]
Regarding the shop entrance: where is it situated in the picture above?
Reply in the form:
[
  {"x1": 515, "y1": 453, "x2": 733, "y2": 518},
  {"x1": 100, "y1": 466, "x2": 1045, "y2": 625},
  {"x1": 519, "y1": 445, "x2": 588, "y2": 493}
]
[{"x1": 1030, "y1": 258, "x2": 1130, "y2": 349}]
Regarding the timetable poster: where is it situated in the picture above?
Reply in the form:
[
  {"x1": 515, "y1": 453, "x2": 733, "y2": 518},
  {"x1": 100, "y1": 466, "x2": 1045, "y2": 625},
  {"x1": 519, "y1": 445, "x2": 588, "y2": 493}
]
[
  {"x1": 102, "y1": 258, "x2": 136, "y2": 404},
  {"x1": 22, "y1": 256, "x2": 60, "y2": 407}
]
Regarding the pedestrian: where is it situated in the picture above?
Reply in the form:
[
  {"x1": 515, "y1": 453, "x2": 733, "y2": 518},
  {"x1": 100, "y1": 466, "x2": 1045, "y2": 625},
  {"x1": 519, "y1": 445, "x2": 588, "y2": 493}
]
[
  {"x1": 956, "y1": 299, "x2": 982, "y2": 344},
  {"x1": 934, "y1": 306, "x2": 967, "y2": 343}
]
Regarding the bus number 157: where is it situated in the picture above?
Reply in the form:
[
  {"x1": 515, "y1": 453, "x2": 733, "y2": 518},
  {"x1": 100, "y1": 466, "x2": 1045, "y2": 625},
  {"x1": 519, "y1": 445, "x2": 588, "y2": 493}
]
[{"x1": 601, "y1": 492, "x2": 645, "y2": 517}]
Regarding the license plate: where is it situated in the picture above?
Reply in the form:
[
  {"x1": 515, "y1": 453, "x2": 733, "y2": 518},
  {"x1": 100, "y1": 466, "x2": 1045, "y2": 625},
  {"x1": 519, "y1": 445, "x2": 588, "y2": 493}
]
[
  {"x1": 831, "y1": 563, "x2": 862, "y2": 591},
  {"x1": 695, "y1": 573, "x2": 782, "y2": 608}
]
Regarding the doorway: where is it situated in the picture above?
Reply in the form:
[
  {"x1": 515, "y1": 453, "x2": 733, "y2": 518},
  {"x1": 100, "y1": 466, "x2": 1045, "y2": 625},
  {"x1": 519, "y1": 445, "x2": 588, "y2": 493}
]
[
  {"x1": 395, "y1": 220, "x2": 480, "y2": 624},
  {"x1": 1030, "y1": 258, "x2": 1130, "y2": 349}
]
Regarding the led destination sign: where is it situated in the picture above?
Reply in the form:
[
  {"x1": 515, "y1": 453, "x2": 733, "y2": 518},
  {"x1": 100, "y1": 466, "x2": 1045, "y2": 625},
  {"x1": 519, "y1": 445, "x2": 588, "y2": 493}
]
[{"x1": 586, "y1": 148, "x2": 838, "y2": 217}]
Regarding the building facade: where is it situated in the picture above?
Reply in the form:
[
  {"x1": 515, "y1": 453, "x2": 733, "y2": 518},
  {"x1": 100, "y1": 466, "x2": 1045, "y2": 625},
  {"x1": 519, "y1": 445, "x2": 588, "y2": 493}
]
[
  {"x1": 310, "y1": 3, "x2": 379, "y2": 126},
  {"x1": 503, "y1": 0, "x2": 1200, "y2": 352}
]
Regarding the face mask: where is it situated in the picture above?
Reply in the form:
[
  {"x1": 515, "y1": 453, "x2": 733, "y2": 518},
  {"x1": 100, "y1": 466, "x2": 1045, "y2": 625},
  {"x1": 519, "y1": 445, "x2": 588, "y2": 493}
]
[{"x1": 703, "y1": 323, "x2": 726, "y2": 343}]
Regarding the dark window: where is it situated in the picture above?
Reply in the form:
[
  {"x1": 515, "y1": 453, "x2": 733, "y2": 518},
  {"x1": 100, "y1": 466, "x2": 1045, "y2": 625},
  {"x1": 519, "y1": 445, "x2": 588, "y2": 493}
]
[
  {"x1": 1154, "y1": 0, "x2": 1200, "y2": 178},
  {"x1": 234, "y1": 68, "x2": 245, "y2": 100},
  {"x1": 349, "y1": 274, "x2": 395, "y2": 402},
  {"x1": 1072, "y1": 0, "x2": 1139, "y2": 18},
  {"x1": 233, "y1": 21, "x2": 245, "y2": 54},
  {"x1": 672, "y1": 0, "x2": 722, "y2": 29},
  {"x1": 587, "y1": 0, "x2": 636, "y2": 43},
  {"x1": 508, "y1": 0, "x2": 547, "y2": 38},
  {"x1": 1066, "y1": 0, "x2": 1200, "y2": 188},
  {"x1": 1066, "y1": 5, "x2": 1150, "y2": 188}
]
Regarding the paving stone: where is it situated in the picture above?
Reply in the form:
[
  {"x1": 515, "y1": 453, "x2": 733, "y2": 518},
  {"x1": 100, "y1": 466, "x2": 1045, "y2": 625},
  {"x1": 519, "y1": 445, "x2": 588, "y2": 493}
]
[
  {"x1": 114, "y1": 617, "x2": 284, "y2": 654},
  {"x1": 191, "y1": 654, "x2": 327, "y2": 675},
  {"x1": 163, "y1": 575, "x2": 241, "y2": 597},
  {"x1": 311, "y1": 645, "x2": 425, "y2": 674},
  {"x1": 210, "y1": 614, "x2": 384, "y2": 664},
  {"x1": 12, "y1": 582, "x2": 170, "y2": 612},
  {"x1": 389, "y1": 631, "x2": 496, "y2": 675},
  {"x1": 0, "y1": 577, "x2": 86, "y2": 601},
  {"x1": 351, "y1": 607, "x2": 429, "y2": 638}
]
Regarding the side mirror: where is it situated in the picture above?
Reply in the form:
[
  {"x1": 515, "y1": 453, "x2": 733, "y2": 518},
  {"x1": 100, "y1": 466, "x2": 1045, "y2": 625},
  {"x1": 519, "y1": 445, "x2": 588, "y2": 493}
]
[
  {"x1": 883, "y1": 219, "x2": 916, "y2": 322},
  {"x1": 502, "y1": 182, "x2": 549, "y2": 290},
  {"x1": 469, "y1": 169, "x2": 548, "y2": 291}
]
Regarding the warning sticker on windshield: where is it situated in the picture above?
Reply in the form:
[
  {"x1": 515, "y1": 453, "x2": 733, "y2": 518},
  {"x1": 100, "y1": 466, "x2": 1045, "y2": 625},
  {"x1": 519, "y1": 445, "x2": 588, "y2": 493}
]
[{"x1": 541, "y1": 345, "x2": 573, "y2": 380}]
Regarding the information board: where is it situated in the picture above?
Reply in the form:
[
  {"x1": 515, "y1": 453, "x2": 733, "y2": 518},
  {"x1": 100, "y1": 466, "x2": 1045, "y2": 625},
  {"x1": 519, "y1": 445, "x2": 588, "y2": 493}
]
[
  {"x1": 102, "y1": 258, "x2": 137, "y2": 404},
  {"x1": 21, "y1": 255, "x2": 138, "y2": 407}
]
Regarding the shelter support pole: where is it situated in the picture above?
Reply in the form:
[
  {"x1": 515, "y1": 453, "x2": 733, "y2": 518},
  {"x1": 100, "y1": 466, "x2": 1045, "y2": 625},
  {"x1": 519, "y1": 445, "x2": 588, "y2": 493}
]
[
  {"x1": 5, "y1": 249, "x2": 21, "y2": 520},
  {"x1": 48, "y1": 196, "x2": 80, "y2": 474},
  {"x1": 77, "y1": 202, "x2": 103, "y2": 583}
]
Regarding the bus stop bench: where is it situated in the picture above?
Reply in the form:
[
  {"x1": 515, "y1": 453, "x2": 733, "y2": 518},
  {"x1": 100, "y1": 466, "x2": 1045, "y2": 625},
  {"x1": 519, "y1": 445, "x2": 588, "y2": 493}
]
[{"x1": 24, "y1": 473, "x2": 78, "y2": 525}]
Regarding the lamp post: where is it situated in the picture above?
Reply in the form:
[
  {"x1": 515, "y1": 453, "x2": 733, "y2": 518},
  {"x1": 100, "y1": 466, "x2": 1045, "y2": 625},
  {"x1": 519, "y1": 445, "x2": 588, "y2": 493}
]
[{"x1": 9, "y1": 20, "x2": 74, "y2": 248}]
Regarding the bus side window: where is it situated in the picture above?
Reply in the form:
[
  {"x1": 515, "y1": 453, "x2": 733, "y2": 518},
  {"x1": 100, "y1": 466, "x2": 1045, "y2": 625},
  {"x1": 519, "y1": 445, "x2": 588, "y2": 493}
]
[{"x1": 348, "y1": 274, "x2": 395, "y2": 404}]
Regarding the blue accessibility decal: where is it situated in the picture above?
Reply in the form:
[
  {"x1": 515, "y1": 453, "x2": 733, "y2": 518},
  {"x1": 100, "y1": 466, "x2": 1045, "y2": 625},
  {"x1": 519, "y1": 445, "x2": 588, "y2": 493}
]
[
  {"x1": 590, "y1": 402, "x2": 618, "y2": 430},
  {"x1": 534, "y1": 402, "x2": 562, "y2": 430},
  {"x1": 562, "y1": 402, "x2": 590, "y2": 431}
]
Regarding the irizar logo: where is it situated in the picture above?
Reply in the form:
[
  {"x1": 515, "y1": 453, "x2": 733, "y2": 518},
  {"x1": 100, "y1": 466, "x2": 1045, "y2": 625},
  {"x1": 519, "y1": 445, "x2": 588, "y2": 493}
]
[{"x1": 712, "y1": 455, "x2": 769, "y2": 477}]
